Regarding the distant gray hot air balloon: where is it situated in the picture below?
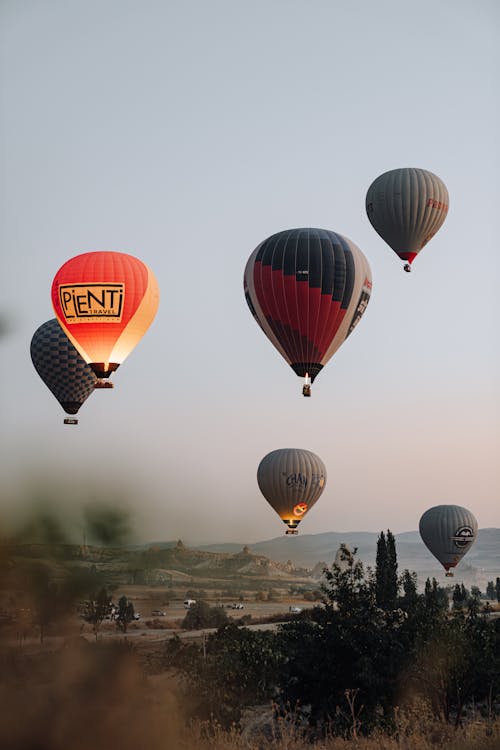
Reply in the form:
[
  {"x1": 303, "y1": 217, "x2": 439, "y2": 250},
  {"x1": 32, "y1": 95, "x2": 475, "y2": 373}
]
[
  {"x1": 366, "y1": 168, "x2": 449, "y2": 272},
  {"x1": 419, "y1": 505, "x2": 478, "y2": 576},
  {"x1": 30, "y1": 318, "x2": 97, "y2": 424},
  {"x1": 257, "y1": 448, "x2": 327, "y2": 534}
]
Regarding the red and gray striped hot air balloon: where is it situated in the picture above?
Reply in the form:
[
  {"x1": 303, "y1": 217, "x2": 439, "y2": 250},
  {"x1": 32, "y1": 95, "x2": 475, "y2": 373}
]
[
  {"x1": 365, "y1": 167, "x2": 449, "y2": 272},
  {"x1": 244, "y1": 228, "x2": 372, "y2": 396}
]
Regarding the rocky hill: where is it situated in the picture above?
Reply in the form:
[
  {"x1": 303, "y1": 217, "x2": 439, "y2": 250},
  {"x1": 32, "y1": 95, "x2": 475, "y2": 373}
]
[
  {"x1": 197, "y1": 528, "x2": 500, "y2": 590},
  {"x1": 0, "y1": 539, "x2": 312, "y2": 587},
  {"x1": 3, "y1": 527, "x2": 498, "y2": 591}
]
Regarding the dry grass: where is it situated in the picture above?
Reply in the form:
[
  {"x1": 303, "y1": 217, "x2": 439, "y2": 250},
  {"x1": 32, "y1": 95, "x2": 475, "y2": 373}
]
[
  {"x1": 185, "y1": 717, "x2": 500, "y2": 750},
  {"x1": 0, "y1": 636, "x2": 497, "y2": 750}
]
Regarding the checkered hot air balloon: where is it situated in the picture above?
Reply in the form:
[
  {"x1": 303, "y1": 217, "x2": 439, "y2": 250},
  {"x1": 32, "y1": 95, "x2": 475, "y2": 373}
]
[{"x1": 30, "y1": 318, "x2": 97, "y2": 424}]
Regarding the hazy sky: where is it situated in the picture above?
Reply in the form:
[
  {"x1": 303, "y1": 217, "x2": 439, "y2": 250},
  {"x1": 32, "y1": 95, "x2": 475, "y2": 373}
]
[{"x1": 1, "y1": 0, "x2": 499, "y2": 545}]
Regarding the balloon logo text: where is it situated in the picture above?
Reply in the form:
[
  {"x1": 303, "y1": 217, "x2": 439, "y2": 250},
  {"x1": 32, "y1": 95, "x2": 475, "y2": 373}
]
[
  {"x1": 286, "y1": 472, "x2": 308, "y2": 488},
  {"x1": 452, "y1": 526, "x2": 475, "y2": 548},
  {"x1": 293, "y1": 503, "x2": 308, "y2": 517},
  {"x1": 58, "y1": 284, "x2": 124, "y2": 322}
]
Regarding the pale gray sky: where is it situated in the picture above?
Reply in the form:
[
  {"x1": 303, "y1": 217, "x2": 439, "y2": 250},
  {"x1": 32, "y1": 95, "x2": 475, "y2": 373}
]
[{"x1": 1, "y1": 0, "x2": 499, "y2": 544}]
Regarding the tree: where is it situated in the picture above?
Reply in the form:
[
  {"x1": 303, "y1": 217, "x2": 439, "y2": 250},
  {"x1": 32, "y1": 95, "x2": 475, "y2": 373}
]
[
  {"x1": 25, "y1": 563, "x2": 64, "y2": 644},
  {"x1": 277, "y1": 547, "x2": 406, "y2": 732},
  {"x1": 486, "y1": 580, "x2": 495, "y2": 600},
  {"x1": 469, "y1": 585, "x2": 482, "y2": 604},
  {"x1": 115, "y1": 595, "x2": 135, "y2": 633},
  {"x1": 375, "y1": 530, "x2": 398, "y2": 611},
  {"x1": 163, "y1": 623, "x2": 282, "y2": 726},
  {"x1": 452, "y1": 583, "x2": 469, "y2": 610},
  {"x1": 399, "y1": 569, "x2": 418, "y2": 611},
  {"x1": 496, "y1": 577, "x2": 500, "y2": 603},
  {"x1": 181, "y1": 600, "x2": 228, "y2": 630},
  {"x1": 424, "y1": 577, "x2": 449, "y2": 615},
  {"x1": 85, "y1": 586, "x2": 112, "y2": 640},
  {"x1": 385, "y1": 530, "x2": 398, "y2": 607},
  {"x1": 375, "y1": 531, "x2": 387, "y2": 607}
]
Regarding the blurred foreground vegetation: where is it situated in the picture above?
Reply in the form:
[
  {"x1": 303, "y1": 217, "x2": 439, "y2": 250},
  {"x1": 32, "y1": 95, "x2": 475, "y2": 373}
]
[{"x1": 0, "y1": 506, "x2": 498, "y2": 749}]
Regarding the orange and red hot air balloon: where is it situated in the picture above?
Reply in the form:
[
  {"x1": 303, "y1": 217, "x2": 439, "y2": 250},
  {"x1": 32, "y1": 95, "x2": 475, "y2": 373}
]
[{"x1": 51, "y1": 251, "x2": 159, "y2": 385}]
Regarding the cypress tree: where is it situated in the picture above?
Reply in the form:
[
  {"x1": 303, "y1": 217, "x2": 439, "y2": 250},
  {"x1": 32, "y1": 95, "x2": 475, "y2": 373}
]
[
  {"x1": 375, "y1": 531, "x2": 387, "y2": 608},
  {"x1": 375, "y1": 529, "x2": 398, "y2": 610},
  {"x1": 385, "y1": 530, "x2": 398, "y2": 608}
]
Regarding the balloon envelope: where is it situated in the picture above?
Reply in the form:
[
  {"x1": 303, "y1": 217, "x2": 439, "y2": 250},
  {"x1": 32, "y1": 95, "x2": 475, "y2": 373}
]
[
  {"x1": 244, "y1": 228, "x2": 372, "y2": 390},
  {"x1": 257, "y1": 448, "x2": 327, "y2": 534},
  {"x1": 365, "y1": 168, "x2": 449, "y2": 268},
  {"x1": 51, "y1": 251, "x2": 159, "y2": 378},
  {"x1": 30, "y1": 319, "x2": 97, "y2": 416},
  {"x1": 419, "y1": 504, "x2": 478, "y2": 574}
]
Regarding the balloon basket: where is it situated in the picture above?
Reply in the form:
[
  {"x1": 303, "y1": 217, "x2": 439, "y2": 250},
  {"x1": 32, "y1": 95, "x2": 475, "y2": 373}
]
[
  {"x1": 403, "y1": 263, "x2": 412, "y2": 273},
  {"x1": 285, "y1": 529, "x2": 299, "y2": 535},
  {"x1": 302, "y1": 374, "x2": 311, "y2": 397},
  {"x1": 445, "y1": 571, "x2": 454, "y2": 577},
  {"x1": 64, "y1": 418, "x2": 78, "y2": 425},
  {"x1": 95, "y1": 380, "x2": 114, "y2": 389}
]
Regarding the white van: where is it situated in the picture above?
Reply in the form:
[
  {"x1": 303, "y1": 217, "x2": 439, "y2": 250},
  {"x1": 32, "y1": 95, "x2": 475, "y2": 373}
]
[{"x1": 184, "y1": 599, "x2": 196, "y2": 609}]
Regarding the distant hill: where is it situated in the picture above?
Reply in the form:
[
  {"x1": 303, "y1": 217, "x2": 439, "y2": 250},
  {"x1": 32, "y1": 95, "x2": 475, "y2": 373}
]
[
  {"x1": 197, "y1": 528, "x2": 500, "y2": 589},
  {"x1": 6, "y1": 529, "x2": 497, "y2": 593},
  {"x1": 1, "y1": 539, "x2": 312, "y2": 588}
]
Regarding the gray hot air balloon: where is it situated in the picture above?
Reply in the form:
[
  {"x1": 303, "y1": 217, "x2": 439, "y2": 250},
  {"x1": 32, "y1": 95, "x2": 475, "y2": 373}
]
[
  {"x1": 257, "y1": 448, "x2": 327, "y2": 534},
  {"x1": 31, "y1": 318, "x2": 97, "y2": 424},
  {"x1": 366, "y1": 168, "x2": 449, "y2": 272},
  {"x1": 419, "y1": 505, "x2": 478, "y2": 576}
]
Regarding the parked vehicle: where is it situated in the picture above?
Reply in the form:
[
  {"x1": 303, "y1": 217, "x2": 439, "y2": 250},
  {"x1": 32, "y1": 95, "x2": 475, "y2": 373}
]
[{"x1": 184, "y1": 599, "x2": 196, "y2": 609}]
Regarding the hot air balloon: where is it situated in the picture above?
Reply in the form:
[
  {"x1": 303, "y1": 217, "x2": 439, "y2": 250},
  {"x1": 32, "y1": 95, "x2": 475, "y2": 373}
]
[
  {"x1": 30, "y1": 318, "x2": 97, "y2": 424},
  {"x1": 365, "y1": 167, "x2": 449, "y2": 272},
  {"x1": 419, "y1": 505, "x2": 478, "y2": 576},
  {"x1": 244, "y1": 228, "x2": 372, "y2": 396},
  {"x1": 257, "y1": 448, "x2": 327, "y2": 534},
  {"x1": 51, "y1": 251, "x2": 159, "y2": 385}
]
